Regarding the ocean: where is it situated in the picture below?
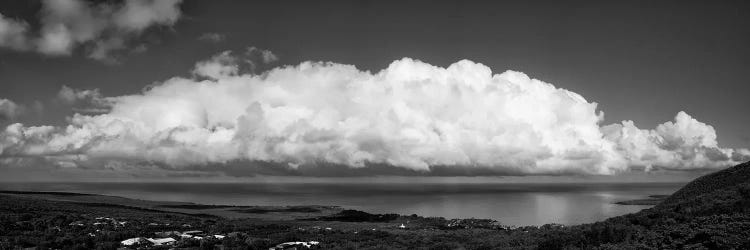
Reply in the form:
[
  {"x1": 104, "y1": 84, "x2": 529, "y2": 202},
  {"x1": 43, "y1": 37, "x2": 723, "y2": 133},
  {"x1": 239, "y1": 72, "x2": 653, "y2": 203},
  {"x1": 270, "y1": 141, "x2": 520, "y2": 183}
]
[{"x1": 0, "y1": 182, "x2": 684, "y2": 226}]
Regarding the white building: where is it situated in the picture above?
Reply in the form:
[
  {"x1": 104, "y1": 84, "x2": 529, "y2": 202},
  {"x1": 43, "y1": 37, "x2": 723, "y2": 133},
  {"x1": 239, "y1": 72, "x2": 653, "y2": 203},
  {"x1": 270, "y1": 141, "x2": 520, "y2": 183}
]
[
  {"x1": 120, "y1": 237, "x2": 148, "y2": 246},
  {"x1": 147, "y1": 237, "x2": 177, "y2": 246},
  {"x1": 269, "y1": 241, "x2": 320, "y2": 250}
]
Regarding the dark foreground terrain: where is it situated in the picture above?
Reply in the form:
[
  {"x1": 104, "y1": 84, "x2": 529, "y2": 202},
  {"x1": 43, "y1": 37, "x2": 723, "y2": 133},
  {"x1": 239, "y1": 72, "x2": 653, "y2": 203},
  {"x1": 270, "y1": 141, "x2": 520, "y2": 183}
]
[{"x1": 1, "y1": 161, "x2": 749, "y2": 249}]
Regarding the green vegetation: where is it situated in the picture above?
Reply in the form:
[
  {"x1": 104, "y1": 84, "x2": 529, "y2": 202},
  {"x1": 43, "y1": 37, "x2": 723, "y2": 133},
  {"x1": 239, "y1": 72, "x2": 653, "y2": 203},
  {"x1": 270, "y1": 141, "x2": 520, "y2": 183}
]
[
  {"x1": 233, "y1": 206, "x2": 323, "y2": 214},
  {"x1": 539, "y1": 161, "x2": 750, "y2": 249},
  {"x1": 308, "y1": 210, "x2": 400, "y2": 222},
  {"x1": 0, "y1": 190, "x2": 95, "y2": 196},
  {"x1": 158, "y1": 204, "x2": 237, "y2": 209},
  {"x1": 1, "y1": 161, "x2": 749, "y2": 249}
]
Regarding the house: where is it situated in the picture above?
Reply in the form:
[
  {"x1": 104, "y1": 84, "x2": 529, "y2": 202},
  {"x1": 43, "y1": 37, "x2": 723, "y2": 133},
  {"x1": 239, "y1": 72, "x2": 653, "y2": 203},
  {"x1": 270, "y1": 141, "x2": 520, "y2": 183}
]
[
  {"x1": 269, "y1": 241, "x2": 320, "y2": 250},
  {"x1": 180, "y1": 230, "x2": 205, "y2": 239},
  {"x1": 147, "y1": 237, "x2": 177, "y2": 246},
  {"x1": 120, "y1": 237, "x2": 149, "y2": 246}
]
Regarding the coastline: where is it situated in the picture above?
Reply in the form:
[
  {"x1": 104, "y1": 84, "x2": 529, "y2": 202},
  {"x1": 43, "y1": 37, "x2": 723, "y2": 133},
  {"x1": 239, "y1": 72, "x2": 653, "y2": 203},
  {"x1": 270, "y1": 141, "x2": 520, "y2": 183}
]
[
  {"x1": 0, "y1": 181, "x2": 682, "y2": 226},
  {"x1": 613, "y1": 194, "x2": 671, "y2": 205},
  {"x1": 0, "y1": 190, "x2": 342, "y2": 221}
]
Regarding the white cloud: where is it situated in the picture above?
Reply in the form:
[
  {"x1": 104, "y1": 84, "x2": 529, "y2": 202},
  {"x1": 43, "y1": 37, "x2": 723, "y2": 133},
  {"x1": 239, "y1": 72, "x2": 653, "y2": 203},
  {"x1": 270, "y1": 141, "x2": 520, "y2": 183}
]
[
  {"x1": 36, "y1": 0, "x2": 105, "y2": 55},
  {"x1": 88, "y1": 37, "x2": 126, "y2": 62},
  {"x1": 193, "y1": 48, "x2": 278, "y2": 79},
  {"x1": 247, "y1": 46, "x2": 278, "y2": 64},
  {"x1": 113, "y1": 0, "x2": 182, "y2": 31},
  {"x1": 0, "y1": 56, "x2": 747, "y2": 175},
  {"x1": 0, "y1": 13, "x2": 30, "y2": 50},
  {"x1": 192, "y1": 51, "x2": 239, "y2": 79},
  {"x1": 0, "y1": 0, "x2": 183, "y2": 61},
  {"x1": 57, "y1": 85, "x2": 111, "y2": 114},
  {"x1": 57, "y1": 85, "x2": 103, "y2": 104},
  {"x1": 602, "y1": 112, "x2": 743, "y2": 171},
  {"x1": 0, "y1": 99, "x2": 22, "y2": 121},
  {"x1": 733, "y1": 148, "x2": 750, "y2": 162}
]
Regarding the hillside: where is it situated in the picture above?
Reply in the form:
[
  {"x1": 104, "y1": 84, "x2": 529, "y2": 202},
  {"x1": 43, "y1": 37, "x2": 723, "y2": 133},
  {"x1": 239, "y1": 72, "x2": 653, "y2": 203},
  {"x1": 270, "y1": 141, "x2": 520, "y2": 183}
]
[
  {"x1": 539, "y1": 161, "x2": 750, "y2": 249},
  {"x1": 662, "y1": 161, "x2": 750, "y2": 207}
]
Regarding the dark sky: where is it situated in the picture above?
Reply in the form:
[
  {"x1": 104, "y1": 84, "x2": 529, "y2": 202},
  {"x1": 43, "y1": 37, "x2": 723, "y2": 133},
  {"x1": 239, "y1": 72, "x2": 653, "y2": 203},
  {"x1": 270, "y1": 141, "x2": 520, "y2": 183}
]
[{"x1": 1, "y1": 0, "x2": 749, "y2": 150}]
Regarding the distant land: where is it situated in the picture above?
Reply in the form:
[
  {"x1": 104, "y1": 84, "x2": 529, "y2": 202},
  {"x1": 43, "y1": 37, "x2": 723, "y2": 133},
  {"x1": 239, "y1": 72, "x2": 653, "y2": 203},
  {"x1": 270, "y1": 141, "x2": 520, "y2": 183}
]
[
  {"x1": 613, "y1": 195, "x2": 671, "y2": 205},
  {"x1": 0, "y1": 190, "x2": 342, "y2": 221},
  {"x1": 1, "y1": 161, "x2": 749, "y2": 249}
]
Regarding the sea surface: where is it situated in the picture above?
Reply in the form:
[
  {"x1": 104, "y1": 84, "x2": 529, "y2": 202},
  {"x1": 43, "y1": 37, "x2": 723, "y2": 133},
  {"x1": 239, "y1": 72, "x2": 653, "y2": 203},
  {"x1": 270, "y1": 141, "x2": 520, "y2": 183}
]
[{"x1": 0, "y1": 182, "x2": 684, "y2": 226}]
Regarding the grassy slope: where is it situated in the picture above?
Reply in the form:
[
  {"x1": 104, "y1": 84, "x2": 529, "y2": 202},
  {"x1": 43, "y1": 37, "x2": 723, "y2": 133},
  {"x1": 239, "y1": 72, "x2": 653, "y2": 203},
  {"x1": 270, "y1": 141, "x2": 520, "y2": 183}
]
[
  {"x1": 662, "y1": 161, "x2": 750, "y2": 208},
  {"x1": 539, "y1": 161, "x2": 750, "y2": 249}
]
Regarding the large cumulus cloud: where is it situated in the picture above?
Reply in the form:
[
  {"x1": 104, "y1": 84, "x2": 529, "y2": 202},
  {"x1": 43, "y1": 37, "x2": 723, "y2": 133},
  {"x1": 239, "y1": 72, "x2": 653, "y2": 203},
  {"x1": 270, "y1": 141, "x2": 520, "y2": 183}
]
[{"x1": 1, "y1": 55, "x2": 747, "y2": 175}]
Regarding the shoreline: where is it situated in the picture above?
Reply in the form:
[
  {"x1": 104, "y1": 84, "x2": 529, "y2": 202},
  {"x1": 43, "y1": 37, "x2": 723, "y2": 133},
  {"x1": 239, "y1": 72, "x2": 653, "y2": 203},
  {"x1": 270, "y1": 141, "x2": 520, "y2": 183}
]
[
  {"x1": 0, "y1": 189, "x2": 669, "y2": 223},
  {"x1": 613, "y1": 194, "x2": 670, "y2": 205},
  {"x1": 0, "y1": 182, "x2": 681, "y2": 226},
  {"x1": 0, "y1": 190, "x2": 343, "y2": 221}
]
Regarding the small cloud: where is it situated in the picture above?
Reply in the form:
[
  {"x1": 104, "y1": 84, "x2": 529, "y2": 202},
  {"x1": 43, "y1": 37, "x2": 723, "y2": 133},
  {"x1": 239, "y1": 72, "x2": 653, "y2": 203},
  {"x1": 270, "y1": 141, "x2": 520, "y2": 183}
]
[
  {"x1": 193, "y1": 47, "x2": 279, "y2": 78},
  {"x1": 88, "y1": 38, "x2": 126, "y2": 64},
  {"x1": 0, "y1": 0, "x2": 184, "y2": 62},
  {"x1": 732, "y1": 149, "x2": 750, "y2": 162},
  {"x1": 0, "y1": 13, "x2": 31, "y2": 51},
  {"x1": 192, "y1": 51, "x2": 239, "y2": 79},
  {"x1": 0, "y1": 98, "x2": 23, "y2": 121},
  {"x1": 57, "y1": 85, "x2": 111, "y2": 113},
  {"x1": 246, "y1": 46, "x2": 278, "y2": 64},
  {"x1": 261, "y1": 50, "x2": 278, "y2": 63},
  {"x1": 197, "y1": 32, "x2": 225, "y2": 43},
  {"x1": 57, "y1": 85, "x2": 102, "y2": 104}
]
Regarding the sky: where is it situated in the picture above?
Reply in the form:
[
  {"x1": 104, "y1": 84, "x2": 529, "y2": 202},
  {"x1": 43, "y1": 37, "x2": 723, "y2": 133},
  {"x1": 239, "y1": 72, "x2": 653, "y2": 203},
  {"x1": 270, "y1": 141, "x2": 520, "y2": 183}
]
[{"x1": 0, "y1": 0, "x2": 749, "y2": 181}]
